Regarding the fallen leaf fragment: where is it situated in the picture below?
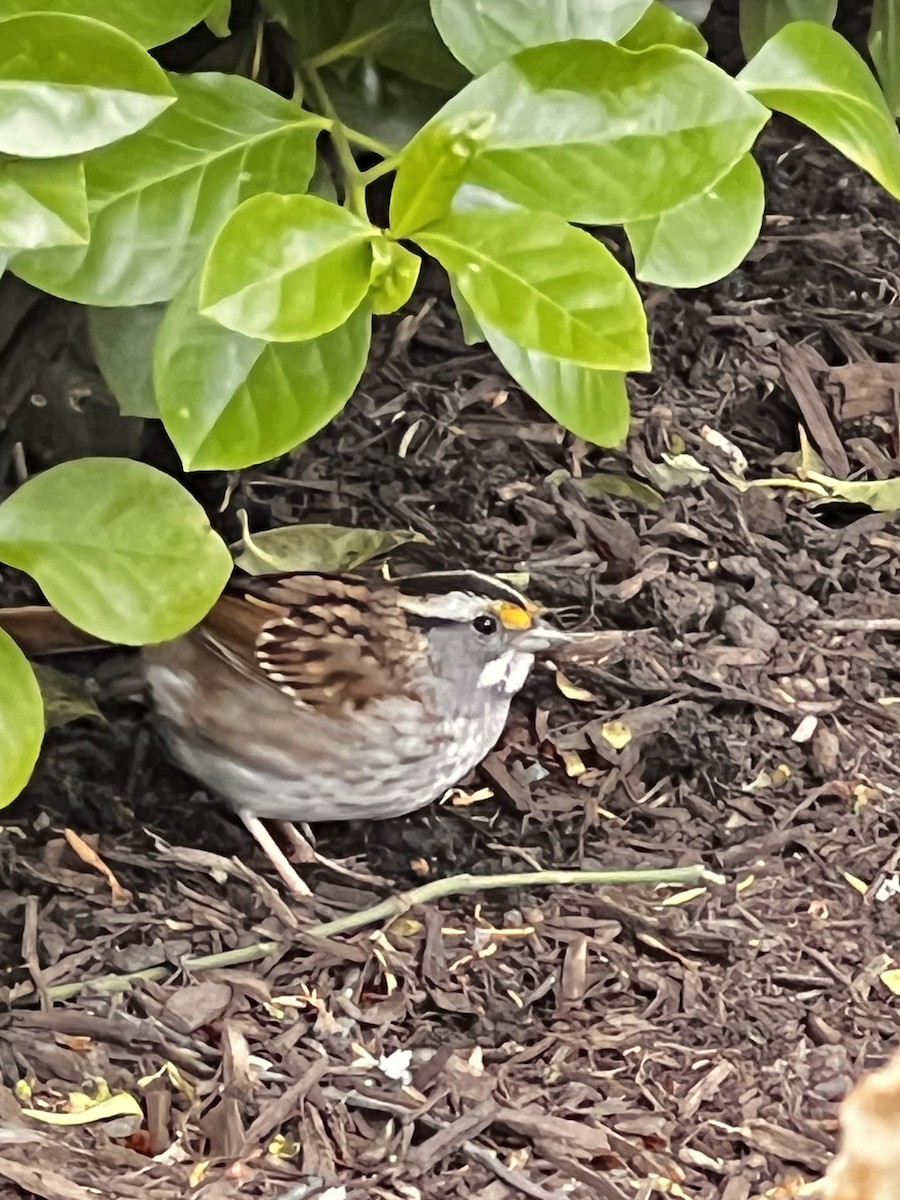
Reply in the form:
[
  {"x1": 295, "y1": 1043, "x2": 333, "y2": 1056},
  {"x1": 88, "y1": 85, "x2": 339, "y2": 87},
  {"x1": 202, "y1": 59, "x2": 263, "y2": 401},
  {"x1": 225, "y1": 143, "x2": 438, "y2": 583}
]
[
  {"x1": 64, "y1": 828, "x2": 132, "y2": 906},
  {"x1": 601, "y1": 720, "x2": 632, "y2": 749},
  {"x1": 22, "y1": 1091, "x2": 142, "y2": 1126}
]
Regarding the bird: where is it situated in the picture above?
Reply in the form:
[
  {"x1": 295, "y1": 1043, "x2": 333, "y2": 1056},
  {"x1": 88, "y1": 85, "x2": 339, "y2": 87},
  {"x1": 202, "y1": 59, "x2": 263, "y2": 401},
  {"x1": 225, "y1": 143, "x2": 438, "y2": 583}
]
[{"x1": 0, "y1": 569, "x2": 572, "y2": 897}]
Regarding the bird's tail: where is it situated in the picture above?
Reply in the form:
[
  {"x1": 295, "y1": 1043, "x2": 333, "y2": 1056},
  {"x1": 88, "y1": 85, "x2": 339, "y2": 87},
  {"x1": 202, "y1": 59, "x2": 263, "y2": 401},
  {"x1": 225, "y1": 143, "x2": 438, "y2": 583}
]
[{"x1": 0, "y1": 607, "x2": 109, "y2": 655}]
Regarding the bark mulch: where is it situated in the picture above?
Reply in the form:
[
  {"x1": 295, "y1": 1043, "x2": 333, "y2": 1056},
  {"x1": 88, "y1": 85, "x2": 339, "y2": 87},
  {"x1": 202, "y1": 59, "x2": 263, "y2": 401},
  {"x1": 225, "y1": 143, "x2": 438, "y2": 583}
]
[{"x1": 1, "y1": 128, "x2": 899, "y2": 1199}]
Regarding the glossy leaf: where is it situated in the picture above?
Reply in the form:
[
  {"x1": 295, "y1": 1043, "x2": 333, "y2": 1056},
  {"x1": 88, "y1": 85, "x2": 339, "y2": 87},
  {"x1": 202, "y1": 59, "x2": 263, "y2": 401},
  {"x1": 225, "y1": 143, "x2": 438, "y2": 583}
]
[
  {"x1": 430, "y1": 41, "x2": 770, "y2": 223},
  {"x1": 870, "y1": 0, "x2": 900, "y2": 118},
  {"x1": 626, "y1": 153, "x2": 764, "y2": 287},
  {"x1": 483, "y1": 322, "x2": 630, "y2": 446},
  {"x1": 620, "y1": 1, "x2": 708, "y2": 53},
  {"x1": 0, "y1": 14, "x2": 175, "y2": 158},
  {"x1": 660, "y1": 0, "x2": 712, "y2": 20},
  {"x1": 318, "y1": 0, "x2": 469, "y2": 89},
  {"x1": 0, "y1": 158, "x2": 88, "y2": 250},
  {"x1": 0, "y1": 459, "x2": 232, "y2": 644},
  {"x1": 200, "y1": 194, "x2": 377, "y2": 341},
  {"x1": 739, "y1": 0, "x2": 836, "y2": 61},
  {"x1": 0, "y1": 0, "x2": 216, "y2": 48},
  {"x1": 416, "y1": 209, "x2": 649, "y2": 371},
  {"x1": 155, "y1": 277, "x2": 370, "y2": 470},
  {"x1": 449, "y1": 276, "x2": 484, "y2": 344},
  {"x1": 391, "y1": 114, "x2": 494, "y2": 237},
  {"x1": 262, "y1": 0, "x2": 356, "y2": 64},
  {"x1": 88, "y1": 304, "x2": 164, "y2": 418},
  {"x1": 430, "y1": 0, "x2": 653, "y2": 75},
  {"x1": 368, "y1": 241, "x2": 420, "y2": 314},
  {"x1": 0, "y1": 630, "x2": 43, "y2": 809},
  {"x1": 13, "y1": 73, "x2": 322, "y2": 306},
  {"x1": 739, "y1": 23, "x2": 900, "y2": 199},
  {"x1": 204, "y1": 0, "x2": 231, "y2": 36}
]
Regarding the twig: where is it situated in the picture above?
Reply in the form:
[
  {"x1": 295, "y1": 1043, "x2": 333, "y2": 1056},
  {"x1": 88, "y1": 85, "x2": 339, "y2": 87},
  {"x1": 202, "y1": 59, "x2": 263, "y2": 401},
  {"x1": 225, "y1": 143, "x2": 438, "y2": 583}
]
[
  {"x1": 814, "y1": 618, "x2": 900, "y2": 633},
  {"x1": 33, "y1": 864, "x2": 722, "y2": 1004}
]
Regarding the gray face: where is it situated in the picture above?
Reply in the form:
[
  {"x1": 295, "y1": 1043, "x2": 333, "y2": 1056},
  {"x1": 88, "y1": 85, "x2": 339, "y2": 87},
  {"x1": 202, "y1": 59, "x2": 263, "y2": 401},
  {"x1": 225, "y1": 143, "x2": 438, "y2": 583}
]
[{"x1": 421, "y1": 614, "x2": 537, "y2": 706}]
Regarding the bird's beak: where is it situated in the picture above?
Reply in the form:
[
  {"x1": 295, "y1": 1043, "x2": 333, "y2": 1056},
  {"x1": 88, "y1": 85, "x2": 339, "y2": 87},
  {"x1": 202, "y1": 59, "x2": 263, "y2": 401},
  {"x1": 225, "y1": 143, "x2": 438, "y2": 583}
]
[{"x1": 512, "y1": 619, "x2": 572, "y2": 655}]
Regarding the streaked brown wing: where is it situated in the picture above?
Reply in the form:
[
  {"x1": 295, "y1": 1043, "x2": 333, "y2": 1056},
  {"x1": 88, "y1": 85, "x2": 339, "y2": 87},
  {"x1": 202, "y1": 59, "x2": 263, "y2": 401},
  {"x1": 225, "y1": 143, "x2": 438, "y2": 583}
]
[{"x1": 199, "y1": 573, "x2": 423, "y2": 714}]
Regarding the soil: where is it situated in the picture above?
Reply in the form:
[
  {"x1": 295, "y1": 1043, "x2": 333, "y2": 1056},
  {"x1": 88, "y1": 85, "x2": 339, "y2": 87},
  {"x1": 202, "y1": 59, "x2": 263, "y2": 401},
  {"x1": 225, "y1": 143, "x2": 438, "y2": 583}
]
[{"x1": 1, "y1": 125, "x2": 900, "y2": 1199}]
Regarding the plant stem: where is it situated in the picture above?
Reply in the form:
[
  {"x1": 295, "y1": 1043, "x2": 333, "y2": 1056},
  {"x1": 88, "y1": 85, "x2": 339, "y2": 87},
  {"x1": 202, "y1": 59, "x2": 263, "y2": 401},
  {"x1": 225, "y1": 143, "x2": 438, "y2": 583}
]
[
  {"x1": 31, "y1": 864, "x2": 723, "y2": 1004},
  {"x1": 300, "y1": 64, "x2": 368, "y2": 218},
  {"x1": 342, "y1": 127, "x2": 398, "y2": 158},
  {"x1": 359, "y1": 157, "x2": 401, "y2": 187}
]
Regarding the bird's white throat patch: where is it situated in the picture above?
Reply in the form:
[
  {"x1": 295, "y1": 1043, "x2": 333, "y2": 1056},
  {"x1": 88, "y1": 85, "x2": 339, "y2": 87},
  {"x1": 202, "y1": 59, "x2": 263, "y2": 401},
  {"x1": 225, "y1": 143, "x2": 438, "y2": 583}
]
[{"x1": 478, "y1": 649, "x2": 533, "y2": 694}]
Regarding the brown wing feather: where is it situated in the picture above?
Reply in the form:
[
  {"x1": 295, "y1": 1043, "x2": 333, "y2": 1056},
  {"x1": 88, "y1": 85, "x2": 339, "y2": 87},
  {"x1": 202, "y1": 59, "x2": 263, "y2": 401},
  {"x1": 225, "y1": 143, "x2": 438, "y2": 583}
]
[{"x1": 197, "y1": 574, "x2": 424, "y2": 715}]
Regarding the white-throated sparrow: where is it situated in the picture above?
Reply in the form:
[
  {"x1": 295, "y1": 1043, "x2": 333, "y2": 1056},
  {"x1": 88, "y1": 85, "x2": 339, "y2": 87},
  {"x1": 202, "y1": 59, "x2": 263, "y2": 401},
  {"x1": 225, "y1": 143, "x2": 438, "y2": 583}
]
[{"x1": 1, "y1": 570, "x2": 571, "y2": 897}]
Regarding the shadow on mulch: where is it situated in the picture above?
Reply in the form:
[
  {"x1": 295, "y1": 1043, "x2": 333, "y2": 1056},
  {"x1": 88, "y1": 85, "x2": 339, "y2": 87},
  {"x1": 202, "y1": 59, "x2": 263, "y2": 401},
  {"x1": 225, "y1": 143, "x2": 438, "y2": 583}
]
[{"x1": 1, "y1": 127, "x2": 900, "y2": 1199}]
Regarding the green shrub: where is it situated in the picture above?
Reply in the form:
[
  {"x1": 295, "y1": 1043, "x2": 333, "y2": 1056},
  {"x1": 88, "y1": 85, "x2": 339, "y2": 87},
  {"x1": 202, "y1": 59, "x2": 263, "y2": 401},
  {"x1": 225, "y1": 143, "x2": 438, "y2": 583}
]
[{"x1": 1, "y1": 0, "x2": 899, "y2": 802}]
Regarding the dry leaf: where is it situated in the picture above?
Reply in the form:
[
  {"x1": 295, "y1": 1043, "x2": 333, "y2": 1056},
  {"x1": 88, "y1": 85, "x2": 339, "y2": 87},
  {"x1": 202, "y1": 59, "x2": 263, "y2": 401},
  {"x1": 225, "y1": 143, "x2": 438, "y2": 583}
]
[
  {"x1": 554, "y1": 668, "x2": 598, "y2": 702},
  {"x1": 63, "y1": 829, "x2": 131, "y2": 906},
  {"x1": 661, "y1": 887, "x2": 708, "y2": 907},
  {"x1": 233, "y1": 514, "x2": 428, "y2": 575},
  {"x1": 33, "y1": 664, "x2": 104, "y2": 729},
  {"x1": 23, "y1": 1092, "x2": 142, "y2": 1126},
  {"x1": 601, "y1": 720, "x2": 632, "y2": 749}
]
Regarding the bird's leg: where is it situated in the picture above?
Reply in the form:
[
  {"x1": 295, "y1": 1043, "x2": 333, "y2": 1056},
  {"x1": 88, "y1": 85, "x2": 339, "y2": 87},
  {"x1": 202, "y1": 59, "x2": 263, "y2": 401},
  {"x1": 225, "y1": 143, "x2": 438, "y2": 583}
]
[
  {"x1": 239, "y1": 812, "x2": 312, "y2": 898},
  {"x1": 276, "y1": 820, "x2": 317, "y2": 862},
  {"x1": 278, "y1": 820, "x2": 390, "y2": 887}
]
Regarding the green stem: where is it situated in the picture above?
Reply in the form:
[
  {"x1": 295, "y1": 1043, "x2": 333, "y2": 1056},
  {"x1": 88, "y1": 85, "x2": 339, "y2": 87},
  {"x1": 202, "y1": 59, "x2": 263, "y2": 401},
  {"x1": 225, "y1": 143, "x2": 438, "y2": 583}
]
[
  {"x1": 342, "y1": 126, "x2": 398, "y2": 158},
  {"x1": 300, "y1": 64, "x2": 368, "y2": 218},
  {"x1": 29, "y1": 864, "x2": 723, "y2": 1004},
  {"x1": 359, "y1": 156, "x2": 401, "y2": 187}
]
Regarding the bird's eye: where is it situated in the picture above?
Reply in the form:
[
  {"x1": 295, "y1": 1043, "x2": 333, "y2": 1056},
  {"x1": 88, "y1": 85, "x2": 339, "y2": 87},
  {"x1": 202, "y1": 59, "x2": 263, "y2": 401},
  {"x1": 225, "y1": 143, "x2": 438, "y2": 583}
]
[{"x1": 473, "y1": 614, "x2": 498, "y2": 635}]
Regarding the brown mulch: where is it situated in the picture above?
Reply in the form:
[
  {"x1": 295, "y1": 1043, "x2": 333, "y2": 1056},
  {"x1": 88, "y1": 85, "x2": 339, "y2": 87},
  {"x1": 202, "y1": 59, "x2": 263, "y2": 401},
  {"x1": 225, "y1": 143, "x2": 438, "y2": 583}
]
[{"x1": 2, "y1": 127, "x2": 900, "y2": 1199}]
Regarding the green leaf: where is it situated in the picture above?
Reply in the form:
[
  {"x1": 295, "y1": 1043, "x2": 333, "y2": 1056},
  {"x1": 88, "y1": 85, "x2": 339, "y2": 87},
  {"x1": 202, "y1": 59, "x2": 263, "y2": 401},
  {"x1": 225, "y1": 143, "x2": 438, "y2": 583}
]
[
  {"x1": 739, "y1": 23, "x2": 900, "y2": 199},
  {"x1": 262, "y1": 0, "x2": 355, "y2": 63},
  {"x1": 660, "y1": 0, "x2": 711, "y2": 21},
  {"x1": 315, "y1": 0, "x2": 469, "y2": 89},
  {"x1": 390, "y1": 113, "x2": 494, "y2": 238},
  {"x1": 870, "y1": 0, "x2": 900, "y2": 118},
  {"x1": 620, "y1": 0, "x2": 708, "y2": 53},
  {"x1": 32, "y1": 663, "x2": 103, "y2": 730},
  {"x1": 88, "y1": 304, "x2": 164, "y2": 418},
  {"x1": 431, "y1": 41, "x2": 770, "y2": 223},
  {"x1": 571, "y1": 472, "x2": 664, "y2": 508},
  {"x1": 0, "y1": 158, "x2": 88, "y2": 250},
  {"x1": 482, "y1": 322, "x2": 631, "y2": 446},
  {"x1": 0, "y1": 630, "x2": 43, "y2": 809},
  {"x1": 0, "y1": 459, "x2": 233, "y2": 644},
  {"x1": 449, "y1": 276, "x2": 484, "y2": 344},
  {"x1": 415, "y1": 209, "x2": 649, "y2": 371},
  {"x1": 805, "y1": 469, "x2": 900, "y2": 513},
  {"x1": 13, "y1": 73, "x2": 322, "y2": 306},
  {"x1": 0, "y1": 0, "x2": 217, "y2": 49},
  {"x1": 155, "y1": 279, "x2": 372, "y2": 470},
  {"x1": 324, "y1": 60, "x2": 452, "y2": 149},
  {"x1": 625, "y1": 153, "x2": 764, "y2": 287},
  {"x1": 0, "y1": 13, "x2": 175, "y2": 158},
  {"x1": 204, "y1": 0, "x2": 231, "y2": 37},
  {"x1": 368, "y1": 240, "x2": 420, "y2": 314},
  {"x1": 200, "y1": 193, "x2": 377, "y2": 341},
  {"x1": 430, "y1": 0, "x2": 653, "y2": 75},
  {"x1": 739, "y1": 0, "x2": 836, "y2": 61},
  {"x1": 234, "y1": 521, "x2": 427, "y2": 574}
]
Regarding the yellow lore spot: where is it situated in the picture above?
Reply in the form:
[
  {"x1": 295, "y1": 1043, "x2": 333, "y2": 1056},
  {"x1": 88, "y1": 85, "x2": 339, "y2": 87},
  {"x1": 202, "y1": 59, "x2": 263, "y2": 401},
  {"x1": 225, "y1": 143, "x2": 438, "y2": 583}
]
[{"x1": 495, "y1": 601, "x2": 534, "y2": 630}]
